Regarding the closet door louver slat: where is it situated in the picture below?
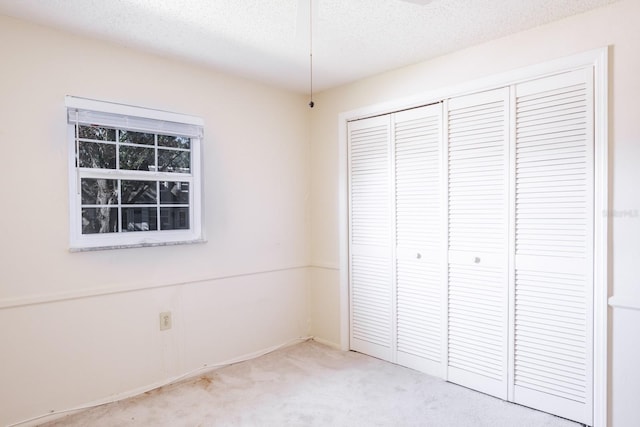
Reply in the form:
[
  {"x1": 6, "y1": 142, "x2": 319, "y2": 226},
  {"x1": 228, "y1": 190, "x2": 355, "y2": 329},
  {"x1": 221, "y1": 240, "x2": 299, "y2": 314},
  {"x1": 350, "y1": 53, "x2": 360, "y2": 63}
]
[
  {"x1": 348, "y1": 116, "x2": 394, "y2": 361},
  {"x1": 394, "y1": 105, "x2": 444, "y2": 375},
  {"x1": 513, "y1": 69, "x2": 594, "y2": 426},
  {"x1": 446, "y1": 88, "x2": 509, "y2": 399}
]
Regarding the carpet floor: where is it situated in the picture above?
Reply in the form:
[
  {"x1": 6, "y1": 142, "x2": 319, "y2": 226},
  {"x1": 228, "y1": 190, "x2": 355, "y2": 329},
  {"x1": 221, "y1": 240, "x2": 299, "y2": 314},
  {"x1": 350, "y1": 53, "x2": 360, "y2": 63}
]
[{"x1": 43, "y1": 340, "x2": 579, "y2": 426}]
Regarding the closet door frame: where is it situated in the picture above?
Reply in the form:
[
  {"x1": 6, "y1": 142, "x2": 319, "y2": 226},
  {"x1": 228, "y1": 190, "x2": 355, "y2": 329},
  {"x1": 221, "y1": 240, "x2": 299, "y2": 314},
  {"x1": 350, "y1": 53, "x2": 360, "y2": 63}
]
[{"x1": 338, "y1": 47, "x2": 608, "y2": 427}]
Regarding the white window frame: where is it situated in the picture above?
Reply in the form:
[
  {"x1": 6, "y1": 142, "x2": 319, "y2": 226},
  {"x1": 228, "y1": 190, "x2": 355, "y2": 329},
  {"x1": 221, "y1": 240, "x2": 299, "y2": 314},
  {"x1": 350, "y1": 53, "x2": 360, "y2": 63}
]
[{"x1": 66, "y1": 96, "x2": 205, "y2": 251}]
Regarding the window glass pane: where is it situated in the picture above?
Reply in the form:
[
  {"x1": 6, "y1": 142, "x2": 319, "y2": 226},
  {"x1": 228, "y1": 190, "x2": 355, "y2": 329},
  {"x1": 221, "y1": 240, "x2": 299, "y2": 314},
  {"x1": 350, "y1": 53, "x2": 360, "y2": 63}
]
[
  {"x1": 121, "y1": 180, "x2": 157, "y2": 204},
  {"x1": 161, "y1": 207, "x2": 190, "y2": 230},
  {"x1": 78, "y1": 125, "x2": 116, "y2": 141},
  {"x1": 158, "y1": 135, "x2": 190, "y2": 149},
  {"x1": 82, "y1": 208, "x2": 118, "y2": 234},
  {"x1": 120, "y1": 130, "x2": 154, "y2": 146},
  {"x1": 119, "y1": 146, "x2": 155, "y2": 171},
  {"x1": 121, "y1": 207, "x2": 158, "y2": 232},
  {"x1": 81, "y1": 178, "x2": 118, "y2": 205},
  {"x1": 79, "y1": 141, "x2": 116, "y2": 169},
  {"x1": 158, "y1": 150, "x2": 190, "y2": 173},
  {"x1": 160, "y1": 181, "x2": 189, "y2": 204}
]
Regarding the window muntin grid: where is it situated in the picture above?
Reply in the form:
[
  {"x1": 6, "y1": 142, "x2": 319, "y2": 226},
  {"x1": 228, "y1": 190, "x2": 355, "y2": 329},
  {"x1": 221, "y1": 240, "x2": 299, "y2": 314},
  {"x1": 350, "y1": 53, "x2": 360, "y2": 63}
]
[{"x1": 76, "y1": 125, "x2": 192, "y2": 236}]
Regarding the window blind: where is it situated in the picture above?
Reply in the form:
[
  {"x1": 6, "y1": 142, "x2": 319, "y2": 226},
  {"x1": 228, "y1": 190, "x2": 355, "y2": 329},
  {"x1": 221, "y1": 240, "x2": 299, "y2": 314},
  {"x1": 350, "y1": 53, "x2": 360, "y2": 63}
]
[{"x1": 65, "y1": 96, "x2": 203, "y2": 138}]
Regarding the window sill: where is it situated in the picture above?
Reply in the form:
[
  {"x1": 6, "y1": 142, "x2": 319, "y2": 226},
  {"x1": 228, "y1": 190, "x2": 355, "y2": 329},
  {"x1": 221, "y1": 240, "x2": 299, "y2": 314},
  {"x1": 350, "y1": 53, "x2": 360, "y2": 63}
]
[{"x1": 69, "y1": 238, "x2": 207, "y2": 252}]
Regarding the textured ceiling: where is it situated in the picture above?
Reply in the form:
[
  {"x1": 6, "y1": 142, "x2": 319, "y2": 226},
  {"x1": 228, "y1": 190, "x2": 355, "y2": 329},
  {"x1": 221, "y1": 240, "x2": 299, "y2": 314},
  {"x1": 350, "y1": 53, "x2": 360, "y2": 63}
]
[{"x1": 0, "y1": 0, "x2": 615, "y2": 93}]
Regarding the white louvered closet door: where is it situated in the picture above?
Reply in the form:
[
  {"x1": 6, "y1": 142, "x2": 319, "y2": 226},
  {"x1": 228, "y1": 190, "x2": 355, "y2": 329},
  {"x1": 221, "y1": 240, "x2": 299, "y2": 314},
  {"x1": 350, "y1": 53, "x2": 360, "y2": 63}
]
[
  {"x1": 393, "y1": 104, "x2": 444, "y2": 376},
  {"x1": 348, "y1": 116, "x2": 394, "y2": 361},
  {"x1": 512, "y1": 69, "x2": 594, "y2": 425},
  {"x1": 446, "y1": 88, "x2": 510, "y2": 399}
]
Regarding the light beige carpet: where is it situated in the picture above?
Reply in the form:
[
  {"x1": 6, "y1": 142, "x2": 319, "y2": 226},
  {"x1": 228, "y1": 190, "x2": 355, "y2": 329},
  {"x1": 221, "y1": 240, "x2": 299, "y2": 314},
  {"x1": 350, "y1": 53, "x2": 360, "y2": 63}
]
[{"x1": 44, "y1": 340, "x2": 578, "y2": 426}]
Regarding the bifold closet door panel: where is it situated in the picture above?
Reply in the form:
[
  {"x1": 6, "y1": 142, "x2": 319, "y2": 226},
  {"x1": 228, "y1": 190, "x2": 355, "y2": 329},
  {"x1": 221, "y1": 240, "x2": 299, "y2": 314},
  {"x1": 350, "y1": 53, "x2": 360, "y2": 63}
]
[
  {"x1": 513, "y1": 69, "x2": 594, "y2": 425},
  {"x1": 393, "y1": 104, "x2": 444, "y2": 376},
  {"x1": 348, "y1": 116, "x2": 394, "y2": 361},
  {"x1": 446, "y1": 88, "x2": 510, "y2": 399}
]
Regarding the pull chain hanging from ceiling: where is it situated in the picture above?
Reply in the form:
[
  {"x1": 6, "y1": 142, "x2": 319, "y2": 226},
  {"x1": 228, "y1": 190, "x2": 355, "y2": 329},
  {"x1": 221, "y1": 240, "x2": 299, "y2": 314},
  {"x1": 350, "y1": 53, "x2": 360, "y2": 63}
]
[{"x1": 308, "y1": 0, "x2": 314, "y2": 108}]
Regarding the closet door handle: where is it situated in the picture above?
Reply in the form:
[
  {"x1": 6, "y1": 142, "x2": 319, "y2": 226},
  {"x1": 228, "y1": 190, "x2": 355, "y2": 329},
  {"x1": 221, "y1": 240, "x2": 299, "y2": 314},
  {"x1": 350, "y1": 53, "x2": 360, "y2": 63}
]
[
  {"x1": 474, "y1": 256, "x2": 481, "y2": 264},
  {"x1": 416, "y1": 253, "x2": 422, "y2": 259}
]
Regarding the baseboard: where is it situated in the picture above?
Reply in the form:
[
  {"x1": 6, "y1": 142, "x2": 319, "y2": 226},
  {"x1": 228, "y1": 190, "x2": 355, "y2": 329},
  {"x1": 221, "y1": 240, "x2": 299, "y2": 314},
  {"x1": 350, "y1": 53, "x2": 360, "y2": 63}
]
[
  {"x1": 311, "y1": 336, "x2": 343, "y2": 350},
  {"x1": 9, "y1": 336, "x2": 313, "y2": 427}
]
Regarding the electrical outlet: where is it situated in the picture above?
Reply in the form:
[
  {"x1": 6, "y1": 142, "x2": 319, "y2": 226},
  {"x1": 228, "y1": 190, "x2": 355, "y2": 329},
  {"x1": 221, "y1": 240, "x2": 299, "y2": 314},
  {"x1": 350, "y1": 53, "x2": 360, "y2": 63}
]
[{"x1": 159, "y1": 311, "x2": 172, "y2": 331}]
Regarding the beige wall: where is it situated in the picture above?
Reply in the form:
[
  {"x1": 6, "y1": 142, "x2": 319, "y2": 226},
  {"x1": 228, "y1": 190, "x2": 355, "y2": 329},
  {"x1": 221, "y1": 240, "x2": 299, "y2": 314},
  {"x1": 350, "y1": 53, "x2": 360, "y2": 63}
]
[
  {"x1": 309, "y1": 1, "x2": 640, "y2": 425},
  {"x1": 0, "y1": 15, "x2": 311, "y2": 426},
  {"x1": 2, "y1": 0, "x2": 639, "y2": 425}
]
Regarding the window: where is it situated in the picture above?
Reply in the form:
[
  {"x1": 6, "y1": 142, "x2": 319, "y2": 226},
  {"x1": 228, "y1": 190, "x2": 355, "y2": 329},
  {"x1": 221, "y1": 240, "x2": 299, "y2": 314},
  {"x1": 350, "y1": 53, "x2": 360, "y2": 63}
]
[{"x1": 66, "y1": 96, "x2": 204, "y2": 250}]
